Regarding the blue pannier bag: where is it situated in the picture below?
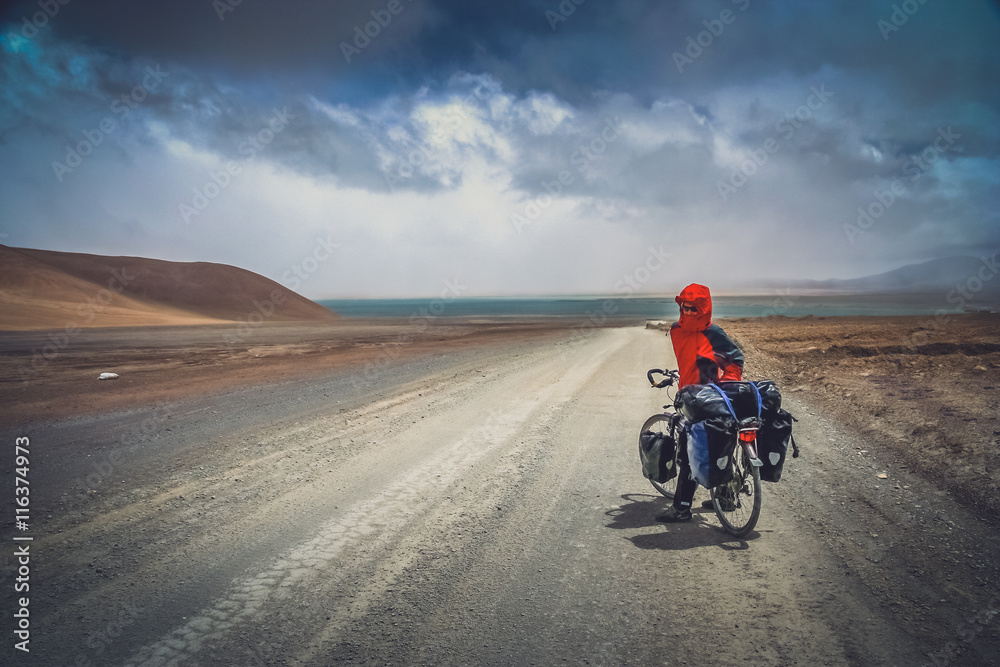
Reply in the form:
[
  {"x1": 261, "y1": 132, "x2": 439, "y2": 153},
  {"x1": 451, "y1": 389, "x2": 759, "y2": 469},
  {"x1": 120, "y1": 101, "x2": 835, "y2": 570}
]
[
  {"x1": 639, "y1": 429, "x2": 677, "y2": 484},
  {"x1": 687, "y1": 415, "x2": 738, "y2": 488},
  {"x1": 685, "y1": 385, "x2": 739, "y2": 488}
]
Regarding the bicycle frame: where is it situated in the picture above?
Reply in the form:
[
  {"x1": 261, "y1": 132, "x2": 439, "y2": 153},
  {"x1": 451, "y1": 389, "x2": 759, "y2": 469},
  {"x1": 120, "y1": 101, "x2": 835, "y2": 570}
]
[{"x1": 644, "y1": 369, "x2": 764, "y2": 536}]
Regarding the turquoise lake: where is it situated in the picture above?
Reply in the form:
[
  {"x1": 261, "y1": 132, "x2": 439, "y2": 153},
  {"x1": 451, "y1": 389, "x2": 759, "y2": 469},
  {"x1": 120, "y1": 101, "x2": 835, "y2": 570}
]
[{"x1": 318, "y1": 294, "x2": 967, "y2": 320}]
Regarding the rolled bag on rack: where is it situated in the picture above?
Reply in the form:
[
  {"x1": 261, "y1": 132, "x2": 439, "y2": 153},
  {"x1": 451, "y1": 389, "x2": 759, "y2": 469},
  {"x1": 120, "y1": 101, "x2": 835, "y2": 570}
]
[
  {"x1": 674, "y1": 383, "x2": 740, "y2": 422},
  {"x1": 717, "y1": 379, "x2": 794, "y2": 482},
  {"x1": 680, "y1": 380, "x2": 768, "y2": 420},
  {"x1": 753, "y1": 379, "x2": 782, "y2": 415},
  {"x1": 675, "y1": 379, "x2": 796, "y2": 485}
]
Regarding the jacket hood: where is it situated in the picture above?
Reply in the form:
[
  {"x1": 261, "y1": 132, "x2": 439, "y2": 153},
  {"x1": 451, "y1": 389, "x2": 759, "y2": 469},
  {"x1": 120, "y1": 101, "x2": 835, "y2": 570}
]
[{"x1": 675, "y1": 283, "x2": 713, "y2": 331}]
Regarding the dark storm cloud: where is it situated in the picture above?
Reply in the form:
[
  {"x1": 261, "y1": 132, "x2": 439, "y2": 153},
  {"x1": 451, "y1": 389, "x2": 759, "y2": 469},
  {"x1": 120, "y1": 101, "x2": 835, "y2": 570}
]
[
  {"x1": 1, "y1": 0, "x2": 442, "y2": 99},
  {"x1": 1, "y1": 0, "x2": 998, "y2": 294},
  {"x1": 6, "y1": 0, "x2": 998, "y2": 113}
]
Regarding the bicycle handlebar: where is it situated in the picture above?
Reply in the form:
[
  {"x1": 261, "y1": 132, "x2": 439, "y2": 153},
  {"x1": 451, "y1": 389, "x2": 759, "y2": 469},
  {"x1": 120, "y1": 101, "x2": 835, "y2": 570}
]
[{"x1": 647, "y1": 368, "x2": 679, "y2": 389}]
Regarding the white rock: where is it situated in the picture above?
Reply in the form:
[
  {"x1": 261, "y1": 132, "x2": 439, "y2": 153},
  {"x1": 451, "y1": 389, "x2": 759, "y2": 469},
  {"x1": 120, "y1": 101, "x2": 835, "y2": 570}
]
[{"x1": 98, "y1": 372, "x2": 119, "y2": 380}]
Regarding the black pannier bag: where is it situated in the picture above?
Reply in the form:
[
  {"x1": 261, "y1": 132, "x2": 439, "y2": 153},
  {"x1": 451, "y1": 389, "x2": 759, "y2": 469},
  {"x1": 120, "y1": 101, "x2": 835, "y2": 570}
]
[
  {"x1": 686, "y1": 415, "x2": 738, "y2": 488},
  {"x1": 639, "y1": 429, "x2": 677, "y2": 484},
  {"x1": 716, "y1": 381, "x2": 762, "y2": 421},
  {"x1": 753, "y1": 380, "x2": 782, "y2": 415},
  {"x1": 757, "y1": 408, "x2": 795, "y2": 482},
  {"x1": 674, "y1": 384, "x2": 740, "y2": 422}
]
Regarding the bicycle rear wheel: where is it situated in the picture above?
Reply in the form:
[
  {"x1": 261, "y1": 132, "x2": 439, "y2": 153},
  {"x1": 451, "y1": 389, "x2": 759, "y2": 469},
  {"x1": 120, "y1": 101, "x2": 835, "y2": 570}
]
[
  {"x1": 711, "y1": 445, "x2": 762, "y2": 537},
  {"x1": 639, "y1": 414, "x2": 678, "y2": 499}
]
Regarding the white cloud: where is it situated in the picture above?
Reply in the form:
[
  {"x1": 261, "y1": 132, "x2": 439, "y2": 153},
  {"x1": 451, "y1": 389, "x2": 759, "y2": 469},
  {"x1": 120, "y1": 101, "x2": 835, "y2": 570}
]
[{"x1": 2, "y1": 12, "x2": 997, "y2": 296}]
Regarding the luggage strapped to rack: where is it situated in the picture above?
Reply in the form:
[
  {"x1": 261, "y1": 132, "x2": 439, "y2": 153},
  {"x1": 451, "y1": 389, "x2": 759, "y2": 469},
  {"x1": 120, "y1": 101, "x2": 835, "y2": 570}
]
[{"x1": 685, "y1": 384, "x2": 738, "y2": 489}]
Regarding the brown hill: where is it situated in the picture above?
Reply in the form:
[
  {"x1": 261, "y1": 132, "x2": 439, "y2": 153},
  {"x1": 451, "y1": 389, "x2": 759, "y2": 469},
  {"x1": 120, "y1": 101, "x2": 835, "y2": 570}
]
[{"x1": 0, "y1": 245, "x2": 338, "y2": 331}]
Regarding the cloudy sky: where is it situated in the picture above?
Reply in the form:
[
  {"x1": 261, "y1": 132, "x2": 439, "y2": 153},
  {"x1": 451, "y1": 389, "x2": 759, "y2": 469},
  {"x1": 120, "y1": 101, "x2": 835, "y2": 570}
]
[{"x1": 1, "y1": 0, "x2": 998, "y2": 298}]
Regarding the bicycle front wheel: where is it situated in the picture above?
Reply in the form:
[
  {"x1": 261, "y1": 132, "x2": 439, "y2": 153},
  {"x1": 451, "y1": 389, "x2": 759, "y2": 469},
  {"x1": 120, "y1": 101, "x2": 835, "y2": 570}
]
[
  {"x1": 639, "y1": 414, "x2": 678, "y2": 499},
  {"x1": 711, "y1": 445, "x2": 762, "y2": 537}
]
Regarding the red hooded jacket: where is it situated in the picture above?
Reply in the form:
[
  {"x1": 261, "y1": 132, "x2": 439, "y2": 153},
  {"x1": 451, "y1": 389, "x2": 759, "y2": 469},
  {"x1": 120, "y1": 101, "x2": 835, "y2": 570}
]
[{"x1": 669, "y1": 284, "x2": 744, "y2": 388}]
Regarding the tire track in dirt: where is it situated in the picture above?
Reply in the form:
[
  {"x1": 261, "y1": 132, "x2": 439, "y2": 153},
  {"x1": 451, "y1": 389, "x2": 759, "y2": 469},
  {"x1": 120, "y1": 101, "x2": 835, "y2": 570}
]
[
  {"x1": 121, "y1": 330, "x2": 631, "y2": 666},
  {"x1": 379, "y1": 326, "x2": 862, "y2": 667},
  {"x1": 21, "y1": 334, "x2": 574, "y2": 663},
  {"x1": 14, "y1": 325, "x2": 1000, "y2": 666}
]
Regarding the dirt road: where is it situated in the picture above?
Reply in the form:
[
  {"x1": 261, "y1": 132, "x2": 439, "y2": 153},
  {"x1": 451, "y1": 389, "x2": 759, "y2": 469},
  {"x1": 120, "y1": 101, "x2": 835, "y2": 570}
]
[{"x1": 3, "y1": 326, "x2": 999, "y2": 665}]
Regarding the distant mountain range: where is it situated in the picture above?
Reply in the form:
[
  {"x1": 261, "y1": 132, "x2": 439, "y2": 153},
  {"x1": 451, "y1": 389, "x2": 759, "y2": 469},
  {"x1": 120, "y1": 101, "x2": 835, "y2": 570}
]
[
  {"x1": 765, "y1": 256, "x2": 1000, "y2": 296},
  {"x1": 0, "y1": 245, "x2": 338, "y2": 330},
  {"x1": 2, "y1": 246, "x2": 996, "y2": 331}
]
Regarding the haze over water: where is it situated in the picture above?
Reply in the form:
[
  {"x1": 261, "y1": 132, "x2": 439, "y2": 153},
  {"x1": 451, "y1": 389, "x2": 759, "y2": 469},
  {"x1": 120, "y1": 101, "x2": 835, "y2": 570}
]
[{"x1": 319, "y1": 294, "x2": 977, "y2": 320}]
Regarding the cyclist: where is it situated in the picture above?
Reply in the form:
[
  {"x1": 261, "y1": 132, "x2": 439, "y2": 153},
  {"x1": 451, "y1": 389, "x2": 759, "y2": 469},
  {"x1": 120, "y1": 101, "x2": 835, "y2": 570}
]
[{"x1": 657, "y1": 283, "x2": 745, "y2": 522}]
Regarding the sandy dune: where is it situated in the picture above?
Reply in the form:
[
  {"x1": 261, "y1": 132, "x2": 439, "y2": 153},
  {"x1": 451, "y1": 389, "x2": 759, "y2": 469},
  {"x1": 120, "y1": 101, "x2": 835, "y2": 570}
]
[
  {"x1": 0, "y1": 245, "x2": 337, "y2": 330},
  {"x1": 0, "y1": 245, "x2": 226, "y2": 330}
]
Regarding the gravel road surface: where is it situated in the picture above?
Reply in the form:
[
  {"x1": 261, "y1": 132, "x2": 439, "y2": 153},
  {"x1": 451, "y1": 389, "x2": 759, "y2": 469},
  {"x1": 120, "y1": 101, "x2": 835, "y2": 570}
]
[{"x1": 3, "y1": 326, "x2": 999, "y2": 666}]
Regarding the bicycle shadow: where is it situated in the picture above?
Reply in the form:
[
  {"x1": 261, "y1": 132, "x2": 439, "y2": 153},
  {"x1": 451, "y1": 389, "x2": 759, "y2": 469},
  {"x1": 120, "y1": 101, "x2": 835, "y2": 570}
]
[{"x1": 605, "y1": 493, "x2": 761, "y2": 551}]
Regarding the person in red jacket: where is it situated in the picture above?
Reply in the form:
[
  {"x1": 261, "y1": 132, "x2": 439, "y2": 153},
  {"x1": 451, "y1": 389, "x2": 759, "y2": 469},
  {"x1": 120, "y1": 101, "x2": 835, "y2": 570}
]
[
  {"x1": 670, "y1": 283, "x2": 744, "y2": 388},
  {"x1": 657, "y1": 283, "x2": 744, "y2": 522}
]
